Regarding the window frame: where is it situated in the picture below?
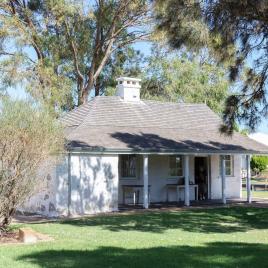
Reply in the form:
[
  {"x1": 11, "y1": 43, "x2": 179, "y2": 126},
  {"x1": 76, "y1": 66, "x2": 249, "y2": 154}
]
[
  {"x1": 120, "y1": 155, "x2": 137, "y2": 179},
  {"x1": 222, "y1": 155, "x2": 234, "y2": 177},
  {"x1": 168, "y1": 155, "x2": 183, "y2": 177}
]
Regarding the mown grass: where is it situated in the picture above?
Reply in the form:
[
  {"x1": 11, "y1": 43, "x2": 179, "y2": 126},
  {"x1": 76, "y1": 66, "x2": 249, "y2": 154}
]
[
  {"x1": 242, "y1": 178, "x2": 268, "y2": 185},
  {"x1": 242, "y1": 189, "x2": 268, "y2": 198},
  {"x1": 1, "y1": 207, "x2": 268, "y2": 268}
]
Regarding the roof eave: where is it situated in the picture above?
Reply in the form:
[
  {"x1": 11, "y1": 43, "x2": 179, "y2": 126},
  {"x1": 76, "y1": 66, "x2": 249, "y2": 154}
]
[{"x1": 67, "y1": 147, "x2": 268, "y2": 155}]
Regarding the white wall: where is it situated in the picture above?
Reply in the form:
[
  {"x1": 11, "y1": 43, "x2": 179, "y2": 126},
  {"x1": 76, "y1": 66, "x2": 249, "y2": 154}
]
[
  {"x1": 20, "y1": 157, "x2": 60, "y2": 217},
  {"x1": 210, "y1": 154, "x2": 242, "y2": 199},
  {"x1": 69, "y1": 154, "x2": 119, "y2": 214},
  {"x1": 22, "y1": 153, "x2": 243, "y2": 216},
  {"x1": 23, "y1": 154, "x2": 119, "y2": 216}
]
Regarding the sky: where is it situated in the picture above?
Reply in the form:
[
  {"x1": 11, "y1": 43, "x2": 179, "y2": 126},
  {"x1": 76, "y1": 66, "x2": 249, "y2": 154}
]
[
  {"x1": 6, "y1": 40, "x2": 268, "y2": 134},
  {"x1": 256, "y1": 121, "x2": 268, "y2": 134}
]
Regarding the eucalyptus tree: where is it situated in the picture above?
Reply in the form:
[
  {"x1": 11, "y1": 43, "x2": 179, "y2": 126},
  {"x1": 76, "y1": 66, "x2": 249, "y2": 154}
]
[
  {"x1": 0, "y1": 0, "x2": 150, "y2": 110},
  {"x1": 141, "y1": 47, "x2": 229, "y2": 114}
]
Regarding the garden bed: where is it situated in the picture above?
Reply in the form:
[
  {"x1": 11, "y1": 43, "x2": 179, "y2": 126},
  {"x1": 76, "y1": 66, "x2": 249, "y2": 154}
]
[
  {"x1": 0, "y1": 230, "x2": 20, "y2": 244},
  {"x1": 0, "y1": 228, "x2": 52, "y2": 245}
]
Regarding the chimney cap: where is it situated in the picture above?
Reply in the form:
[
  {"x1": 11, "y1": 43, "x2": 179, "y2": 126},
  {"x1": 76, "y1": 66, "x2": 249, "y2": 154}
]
[{"x1": 116, "y1": 77, "x2": 141, "y2": 82}]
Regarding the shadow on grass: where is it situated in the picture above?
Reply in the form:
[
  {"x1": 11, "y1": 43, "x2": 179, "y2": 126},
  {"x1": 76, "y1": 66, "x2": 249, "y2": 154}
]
[
  {"x1": 56, "y1": 207, "x2": 268, "y2": 234},
  {"x1": 17, "y1": 242, "x2": 268, "y2": 268}
]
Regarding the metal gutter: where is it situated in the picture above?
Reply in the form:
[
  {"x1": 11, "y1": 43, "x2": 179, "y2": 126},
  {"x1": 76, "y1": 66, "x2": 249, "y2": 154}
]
[{"x1": 65, "y1": 147, "x2": 268, "y2": 156}]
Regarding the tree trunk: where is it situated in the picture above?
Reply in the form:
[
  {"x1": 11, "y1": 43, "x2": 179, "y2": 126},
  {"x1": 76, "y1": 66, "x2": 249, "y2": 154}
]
[
  {"x1": 77, "y1": 78, "x2": 85, "y2": 106},
  {"x1": 1, "y1": 207, "x2": 15, "y2": 229},
  {"x1": 80, "y1": 61, "x2": 96, "y2": 104},
  {"x1": 95, "y1": 76, "x2": 101, "y2": 96},
  {"x1": 81, "y1": 76, "x2": 94, "y2": 104}
]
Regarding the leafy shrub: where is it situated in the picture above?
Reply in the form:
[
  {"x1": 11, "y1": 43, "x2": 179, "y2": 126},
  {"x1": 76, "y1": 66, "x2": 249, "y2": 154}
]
[
  {"x1": 0, "y1": 98, "x2": 64, "y2": 229},
  {"x1": 250, "y1": 156, "x2": 268, "y2": 174}
]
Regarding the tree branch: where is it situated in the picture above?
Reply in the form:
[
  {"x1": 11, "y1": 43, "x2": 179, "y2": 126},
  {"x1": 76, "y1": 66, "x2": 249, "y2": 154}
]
[{"x1": 64, "y1": 20, "x2": 84, "y2": 82}]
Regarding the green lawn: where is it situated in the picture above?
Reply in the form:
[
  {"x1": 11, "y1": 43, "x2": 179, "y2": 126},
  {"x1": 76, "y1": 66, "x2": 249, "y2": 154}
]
[
  {"x1": 242, "y1": 189, "x2": 268, "y2": 198},
  {"x1": 242, "y1": 178, "x2": 268, "y2": 185},
  {"x1": 1, "y1": 207, "x2": 268, "y2": 268}
]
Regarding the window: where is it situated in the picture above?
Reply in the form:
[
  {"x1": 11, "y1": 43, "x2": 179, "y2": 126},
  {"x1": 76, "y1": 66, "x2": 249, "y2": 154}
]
[
  {"x1": 169, "y1": 156, "x2": 183, "y2": 176},
  {"x1": 121, "y1": 155, "x2": 136, "y2": 178},
  {"x1": 223, "y1": 155, "x2": 234, "y2": 176}
]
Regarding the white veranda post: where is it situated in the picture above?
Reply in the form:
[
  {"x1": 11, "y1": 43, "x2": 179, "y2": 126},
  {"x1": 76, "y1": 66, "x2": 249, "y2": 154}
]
[
  {"x1": 184, "y1": 155, "x2": 190, "y2": 206},
  {"x1": 246, "y1": 154, "x2": 252, "y2": 203},
  {"x1": 221, "y1": 155, "x2": 226, "y2": 204},
  {"x1": 143, "y1": 154, "x2": 149, "y2": 209}
]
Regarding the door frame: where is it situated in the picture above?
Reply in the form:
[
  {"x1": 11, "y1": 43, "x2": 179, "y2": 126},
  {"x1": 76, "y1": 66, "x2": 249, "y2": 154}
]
[{"x1": 194, "y1": 156, "x2": 211, "y2": 200}]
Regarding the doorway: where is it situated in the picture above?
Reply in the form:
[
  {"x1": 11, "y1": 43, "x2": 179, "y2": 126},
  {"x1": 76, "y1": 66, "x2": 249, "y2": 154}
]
[{"x1": 195, "y1": 157, "x2": 209, "y2": 200}]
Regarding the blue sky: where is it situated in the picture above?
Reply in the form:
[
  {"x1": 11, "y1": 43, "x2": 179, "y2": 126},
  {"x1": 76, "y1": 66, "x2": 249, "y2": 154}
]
[{"x1": 256, "y1": 121, "x2": 268, "y2": 134}]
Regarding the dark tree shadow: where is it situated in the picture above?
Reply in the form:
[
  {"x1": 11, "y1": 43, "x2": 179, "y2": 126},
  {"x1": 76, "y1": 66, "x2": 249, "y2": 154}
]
[
  {"x1": 66, "y1": 141, "x2": 106, "y2": 151},
  {"x1": 55, "y1": 207, "x2": 268, "y2": 234},
  {"x1": 17, "y1": 242, "x2": 268, "y2": 268},
  {"x1": 66, "y1": 131, "x2": 252, "y2": 153},
  {"x1": 110, "y1": 132, "x2": 247, "y2": 152}
]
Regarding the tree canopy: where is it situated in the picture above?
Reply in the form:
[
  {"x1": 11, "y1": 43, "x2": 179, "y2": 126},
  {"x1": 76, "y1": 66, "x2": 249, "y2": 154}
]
[
  {"x1": 3, "y1": 0, "x2": 265, "y2": 131},
  {"x1": 141, "y1": 48, "x2": 229, "y2": 114},
  {"x1": 0, "y1": 0, "x2": 150, "y2": 111},
  {"x1": 154, "y1": 0, "x2": 268, "y2": 134}
]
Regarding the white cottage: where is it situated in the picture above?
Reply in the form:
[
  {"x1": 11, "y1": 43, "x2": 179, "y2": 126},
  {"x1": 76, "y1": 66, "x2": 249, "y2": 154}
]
[{"x1": 24, "y1": 77, "x2": 268, "y2": 216}]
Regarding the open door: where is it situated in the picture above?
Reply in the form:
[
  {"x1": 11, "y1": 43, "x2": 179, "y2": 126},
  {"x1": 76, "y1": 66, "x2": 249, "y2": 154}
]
[{"x1": 195, "y1": 157, "x2": 209, "y2": 200}]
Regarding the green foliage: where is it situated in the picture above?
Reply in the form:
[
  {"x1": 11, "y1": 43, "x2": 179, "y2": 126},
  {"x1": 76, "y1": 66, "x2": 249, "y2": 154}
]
[
  {"x1": 153, "y1": 0, "x2": 268, "y2": 134},
  {"x1": 153, "y1": 0, "x2": 209, "y2": 51},
  {"x1": 99, "y1": 48, "x2": 144, "y2": 96},
  {"x1": 251, "y1": 156, "x2": 268, "y2": 173},
  {"x1": 0, "y1": 97, "x2": 64, "y2": 153},
  {"x1": 0, "y1": 0, "x2": 149, "y2": 109},
  {"x1": 141, "y1": 48, "x2": 229, "y2": 113},
  {"x1": 0, "y1": 97, "x2": 64, "y2": 228}
]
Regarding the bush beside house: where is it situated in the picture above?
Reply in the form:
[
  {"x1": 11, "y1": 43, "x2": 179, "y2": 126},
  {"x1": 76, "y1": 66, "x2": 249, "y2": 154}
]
[
  {"x1": 251, "y1": 156, "x2": 268, "y2": 174},
  {"x1": 0, "y1": 98, "x2": 64, "y2": 230}
]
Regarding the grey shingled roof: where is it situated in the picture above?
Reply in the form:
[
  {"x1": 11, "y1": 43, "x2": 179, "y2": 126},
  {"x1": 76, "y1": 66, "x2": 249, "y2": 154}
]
[{"x1": 61, "y1": 96, "x2": 268, "y2": 154}]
